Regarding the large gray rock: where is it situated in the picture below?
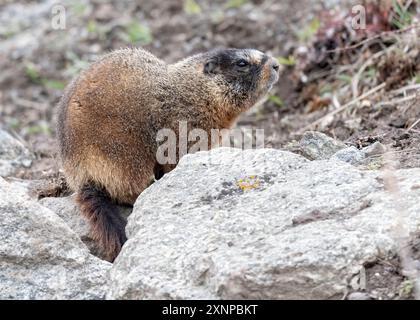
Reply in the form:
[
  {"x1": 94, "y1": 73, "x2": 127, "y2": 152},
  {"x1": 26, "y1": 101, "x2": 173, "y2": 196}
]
[
  {"x1": 108, "y1": 147, "x2": 420, "y2": 299},
  {"x1": 0, "y1": 177, "x2": 111, "y2": 299},
  {"x1": 39, "y1": 196, "x2": 132, "y2": 259},
  {"x1": 0, "y1": 129, "x2": 33, "y2": 177}
]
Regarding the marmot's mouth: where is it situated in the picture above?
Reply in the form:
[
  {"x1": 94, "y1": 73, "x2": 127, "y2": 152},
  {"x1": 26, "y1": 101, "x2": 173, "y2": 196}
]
[
  {"x1": 261, "y1": 56, "x2": 280, "y2": 91},
  {"x1": 264, "y1": 71, "x2": 279, "y2": 92},
  {"x1": 269, "y1": 71, "x2": 279, "y2": 87}
]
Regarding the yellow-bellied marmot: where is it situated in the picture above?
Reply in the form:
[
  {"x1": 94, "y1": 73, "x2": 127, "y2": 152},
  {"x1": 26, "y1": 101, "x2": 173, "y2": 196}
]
[{"x1": 57, "y1": 48, "x2": 279, "y2": 261}]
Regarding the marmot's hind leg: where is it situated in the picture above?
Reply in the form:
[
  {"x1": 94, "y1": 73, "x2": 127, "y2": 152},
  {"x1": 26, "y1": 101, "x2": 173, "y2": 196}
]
[{"x1": 76, "y1": 182, "x2": 127, "y2": 262}]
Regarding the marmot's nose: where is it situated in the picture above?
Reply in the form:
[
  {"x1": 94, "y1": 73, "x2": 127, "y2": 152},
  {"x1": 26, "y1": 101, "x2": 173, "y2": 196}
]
[{"x1": 270, "y1": 58, "x2": 280, "y2": 72}]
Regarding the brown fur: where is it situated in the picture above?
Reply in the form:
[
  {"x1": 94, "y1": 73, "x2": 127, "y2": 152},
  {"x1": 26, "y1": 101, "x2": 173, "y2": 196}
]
[{"x1": 57, "y1": 48, "x2": 279, "y2": 261}]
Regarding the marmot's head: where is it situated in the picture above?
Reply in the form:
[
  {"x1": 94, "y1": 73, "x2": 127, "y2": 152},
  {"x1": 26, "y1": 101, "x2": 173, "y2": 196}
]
[{"x1": 201, "y1": 48, "x2": 280, "y2": 109}]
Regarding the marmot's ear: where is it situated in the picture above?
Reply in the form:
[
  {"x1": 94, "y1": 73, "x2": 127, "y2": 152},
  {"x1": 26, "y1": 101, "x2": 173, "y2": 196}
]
[{"x1": 204, "y1": 59, "x2": 220, "y2": 74}]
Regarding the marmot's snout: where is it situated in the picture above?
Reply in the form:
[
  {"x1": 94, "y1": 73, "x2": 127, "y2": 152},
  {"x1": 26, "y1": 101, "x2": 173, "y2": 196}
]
[{"x1": 264, "y1": 55, "x2": 280, "y2": 89}]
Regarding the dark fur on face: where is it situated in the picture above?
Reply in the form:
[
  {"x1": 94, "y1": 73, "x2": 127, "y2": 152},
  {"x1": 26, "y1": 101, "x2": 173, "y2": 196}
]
[{"x1": 203, "y1": 48, "x2": 279, "y2": 106}]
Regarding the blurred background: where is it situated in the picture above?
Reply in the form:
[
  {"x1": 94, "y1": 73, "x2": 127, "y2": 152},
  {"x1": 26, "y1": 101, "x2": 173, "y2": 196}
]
[{"x1": 0, "y1": 0, "x2": 419, "y2": 182}]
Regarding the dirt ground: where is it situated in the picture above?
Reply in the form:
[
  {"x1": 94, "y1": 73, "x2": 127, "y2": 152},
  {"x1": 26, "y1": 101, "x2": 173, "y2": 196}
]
[{"x1": 0, "y1": 0, "x2": 419, "y2": 299}]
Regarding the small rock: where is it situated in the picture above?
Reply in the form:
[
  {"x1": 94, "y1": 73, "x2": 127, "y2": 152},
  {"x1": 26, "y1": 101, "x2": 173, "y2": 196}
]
[
  {"x1": 389, "y1": 117, "x2": 407, "y2": 128},
  {"x1": 344, "y1": 118, "x2": 362, "y2": 131},
  {"x1": 347, "y1": 292, "x2": 371, "y2": 300},
  {"x1": 360, "y1": 100, "x2": 372, "y2": 108},
  {"x1": 332, "y1": 146, "x2": 365, "y2": 165},
  {"x1": 299, "y1": 131, "x2": 346, "y2": 160},
  {"x1": 0, "y1": 129, "x2": 33, "y2": 177},
  {"x1": 387, "y1": 292, "x2": 396, "y2": 299},
  {"x1": 362, "y1": 141, "x2": 387, "y2": 158},
  {"x1": 94, "y1": 3, "x2": 116, "y2": 21}
]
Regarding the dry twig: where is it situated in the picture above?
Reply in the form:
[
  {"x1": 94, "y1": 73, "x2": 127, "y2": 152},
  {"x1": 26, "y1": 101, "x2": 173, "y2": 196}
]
[
  {"x1": 326, "y1": 24, "x2": 420, "y2": 54},
  {"x1": 297, "y1": 82, "x2": 386, "y2": 134}
]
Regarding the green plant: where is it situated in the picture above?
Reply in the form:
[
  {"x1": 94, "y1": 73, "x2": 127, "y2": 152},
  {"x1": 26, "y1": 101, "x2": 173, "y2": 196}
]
[
  {"x1": 25, "y1": 63, "x2": 41, "y2": 83},
  {"x1": 71, "y1": 2, "x2": 88, "y2": 16},
  {"x1": 42, "y1": 79, "x2": 65, "y2": 90},
  {"x1": 336, "y1": 74, "x2": 352, "y2": 84},
  {"x1": 225, "y1": 0, "x2": 248, "y2": 9},
  {"x1": 277, "y1": 55, "x2": 296, "y2": 66},
  {"x1": 364, "y1": 67, "x2": 377, "y2": 80},
  {"x1": 297, "y1": 18, "x2": 320, "y2": 42},
  {"x1": 8, "y1": 118, "x2": 20, "y2": 129},
  {"x1": 87, "y1": 20, "x2": 97, "y2": 33},
  {"x1": 124, "y1": 21, "x2": 153, "y2": 45},
  {"x1": 64, "y1": 51, "x2": 90, "y2": 77},
  {"x1": 268, "y1": 95, "x2": 284, "y2": 107},
  {"x1": 391, "y1": 0, "x2": 413, "y2": 29},
  {"x1": 399, "y1": 279, "x2": 414, "y2": 298},
  {"x1": 26, "y1": 124, "x2": 52, "y2": 135},
  {"x1": 24, "y1": 62, "x2": 65, "y2": 90},
  {"x1": 319, "y1": 83, "x2": 333, "y2": 95},
  {"x1": 184, "y1": 0, "x2": 201, "y2": 15}
]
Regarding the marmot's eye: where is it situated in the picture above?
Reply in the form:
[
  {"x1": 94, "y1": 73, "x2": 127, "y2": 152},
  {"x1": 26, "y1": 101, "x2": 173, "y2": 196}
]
[{"x1": 236, "y1": 59, "x2": 249, "y2": 67}]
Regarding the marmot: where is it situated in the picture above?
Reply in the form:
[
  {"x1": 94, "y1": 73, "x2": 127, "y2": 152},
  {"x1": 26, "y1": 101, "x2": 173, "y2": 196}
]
[{"x1": 57, "y1": 48, "x2": 279, "y2": 261}]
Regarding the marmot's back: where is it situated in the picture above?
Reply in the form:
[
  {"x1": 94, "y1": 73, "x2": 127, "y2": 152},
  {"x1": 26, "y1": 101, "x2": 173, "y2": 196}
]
[{"x1": 58, "y1": 49, "x2": 167, "y2": 204}]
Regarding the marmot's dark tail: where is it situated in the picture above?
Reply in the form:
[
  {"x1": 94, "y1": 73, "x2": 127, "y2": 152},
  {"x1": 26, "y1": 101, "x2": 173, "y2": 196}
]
[{"x1": 76, "y1": 182, "x2": 127, "y2": 262}]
